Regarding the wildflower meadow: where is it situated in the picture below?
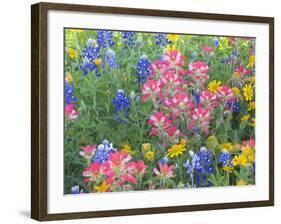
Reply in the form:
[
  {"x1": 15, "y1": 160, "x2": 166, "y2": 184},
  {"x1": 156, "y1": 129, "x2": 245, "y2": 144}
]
[{"x1": 64, "y1": 29, "x2": 256, "y2": 194}]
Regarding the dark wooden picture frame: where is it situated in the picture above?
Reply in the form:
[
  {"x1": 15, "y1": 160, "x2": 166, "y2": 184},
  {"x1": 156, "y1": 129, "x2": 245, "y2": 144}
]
[{"x1": 31, "y1": 2, "x2": 274, "y2": 221}]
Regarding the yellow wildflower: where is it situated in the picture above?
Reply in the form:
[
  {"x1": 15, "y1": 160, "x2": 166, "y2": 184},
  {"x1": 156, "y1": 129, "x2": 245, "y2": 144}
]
[
  {"x1": 246, "y1": 55, "x2": 255, "y2": 68},
  {"x1": 236, "y1": 179, "x2": 247, "y2": 186},
  {"x1": 145, "y1": 150, "x2": 154, "y2": 161},
  {"x1": 232, "y1": 87, "x2": 241, "y2": 96},
  {"x1": 179, "y1": 139, "x2": 187, "y2": 147},
  {"x1": 219, "y1": 143, "x2": 233, "y2": 152},
  {"x1": 142, "y1": 143, "x2": 151, "y2": 151},
  {"x1": 223, "y1": 165, "x2": 234, "y2": 173},
  {"x1": 242, "y1": 146, "x2": 255, "y2": 163},
  {"x1": 69, "y1": 48, "x2": 76, "y2": 60},
  {"x1": 208, "y1": 80, "x2": 221, "y2": 93},
  {"x1": 232, "y1": 154, "x2": 248, "y2": 167},
  {"x1": 166, "y1": 44, "x2": 176, "y2": 52},
  {"x1": 122, "y1": 144, "x2": 135, "y2": 156},
  {"x1": 95, "y1": 181, "x2": 110, "y2": 192},
  {"x1": 248, "y1": 101, "x2": 255, "y2": 111},
  {"x1": 241, "y1": 115, "x2": 251, "y2": 122},
  {"x1": 243, "y1": 84, "x2": 253, "y2": 101},
  {"x1": 93, "y1": 58, "x2": 102, "y2": 66},
  {"x1": 167, "y1": 142, "x2": 186, "y2": 158},
  {"x1": 65, "y1": 73, "x2": 73, "y2": 84},
  {"x1": 167, "y1": 34, "x2": 180, "y2": 42}
]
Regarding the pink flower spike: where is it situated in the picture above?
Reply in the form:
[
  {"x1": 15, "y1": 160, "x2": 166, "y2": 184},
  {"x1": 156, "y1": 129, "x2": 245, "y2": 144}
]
[
  {"x1": 121, "y1": 173, "x2": 137, "y2": 184},
  {"x1": 135, "y1": 160, "x2": 147, "y2": 174},
  {"x1": 82, "y1": 145, "x2": 96, "y2": 154},
  {"x1": 202, "y1": 45, "x2": 213, "y2": 53}
]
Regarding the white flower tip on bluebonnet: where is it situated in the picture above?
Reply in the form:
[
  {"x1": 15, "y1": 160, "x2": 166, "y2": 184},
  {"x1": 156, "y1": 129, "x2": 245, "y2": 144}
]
[
  {"x1": 82, "y1": 57, "x2": 90, "y2": 64},
  {"x1": 200, "y1": 146, "x2": 208, "y2": 152},
  {"x1": 189, "y1": 150, "x2": 195, "y2": 157},
  {"x1": 106, "y1": 49, "x2": 115, "y2": 56},
  {"x1": 130, "y1": 90, "x2": 136, "y2": 100},
  {"x1": 140, "y1": 54, "x2": 148, "y2": 60},
  {"x1": 102, "y1": 139, "x2": 109, "y2": 145},
  {"x1": 109, "y1": 143, "x2": 115, "y2": 150},
  {"x1": 221, "y1": 148, "x2": 229, "y2": 153},
  {"x1": 87, "y1": 38, "x2": 97, "y2": 47},
  {"x1": 117, "y1": 89, "x2": 125, "y2": 94},
  {"x1": 98, "y1": 144, "x2": 105, "y2": 151}
]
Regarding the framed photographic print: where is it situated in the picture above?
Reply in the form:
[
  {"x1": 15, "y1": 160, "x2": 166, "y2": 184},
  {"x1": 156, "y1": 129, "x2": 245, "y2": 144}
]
[{"x1": 31, "y1": 2, "x2": 274, "y2": 221}]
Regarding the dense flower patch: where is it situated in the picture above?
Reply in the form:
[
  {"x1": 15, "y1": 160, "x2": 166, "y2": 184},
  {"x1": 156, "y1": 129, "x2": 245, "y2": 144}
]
[{"x1": 64, "y1": 29, "x2": 256, "y2": 194}]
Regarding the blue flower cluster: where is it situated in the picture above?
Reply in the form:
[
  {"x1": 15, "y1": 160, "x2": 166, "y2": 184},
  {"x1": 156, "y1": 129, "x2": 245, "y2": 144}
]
[
  {"x1": 184, "y1": 147, "x2": 213, "y2": 187},
  {"x1": 154, "y1": 34, "x2": 171, "y2": 47},
  {"x1": 158, "y1": 157, "x2": 169, "y2": 165},
  {"x1": 92, "y1": 139, "x2": 116, "y2": 163},
  {"x1": 104, "y1": 49, "x2": 118, "y2": 68},
  {"x1": 136, "y1": 55, "x2": 151, "y2": 83},
  {"x1": 121, "y1": 32, "x2": 135, "y2": 47},
  {"x1": 212, "y1": 38, "x2": 219, "y2": 48},
  {"x1": 97, "y1": 31, "x2": 115, "y2": 49},
  {"x1": 218, "y1": 151, "x2": 233, "y2": 166},
  {"x1": 193, "y1": 92, "x2": 201, "y2": 105},
  {"x1": 227, "y1": 98, "x2": 241, "y2": 112},
  {"x1": 71, "y1": 185, "x2": 83, "y2": 194},
  {"x1": 80, "y1": 39, "x2": 102, "y2": 76},
  {"x1": 221, "y1": 49, "x2": 240, "y2": 64},
  {"x1": 113, "y1": 89, "x2": 130, "y2": 116},
  {"x1": 65, "y1": 81, "x2": 77, "y2": 104}
]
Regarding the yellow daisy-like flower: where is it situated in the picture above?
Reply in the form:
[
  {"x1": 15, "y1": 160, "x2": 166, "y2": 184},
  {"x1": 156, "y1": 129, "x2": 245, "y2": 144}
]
[
  {"x1": 166, "y1": 44, "x2": 176, "y2": 52},
  {"x1": 179, "y1": 139, "x2": 187, "y2": 147},
  {"x1": 208, "y1": 80, "x2": 221, "y2": 93},
  {"x1": 236, "y1": 179, "x2": 247, "y2": 186},
  {"x1": 65, "y1": 73, "x2": 73, "y2": 84},
  {"x1": 122, "y1": 144, "x2": 135, "y2": 156},
  {"x1": 219, "y1": 143, "x2": 233, "y2": 152},
  {"x1": 223, "y1": 165, "x2": 234, "y2": 173},
  {"x1": 232, "y1": 87, "x2": 241, "y2": 96},
  {"x1": 242, "y1": 146, "x2": 255, "y2": 163},
  {"x1": 246, "y1": 55, "x2": 255, "y2": 68},
  {"x1": 167, "y1": 142, "x2": 186, "y2": 158},
  {"x1": 241, "y1": 115, "x2": 251, "y2": 122},
  {"x1": 145, "y1": 150, "x2": 154, "y2": 161},
  {"x1": 248, "y1": 101, "x2": 255, "y2": 111},
  {"x1": 93, "y1": 58, "x2": 102, "y2": 66},
  {"x1": 95, "y1": 181, "x2": 110, "y2": 192},
  {"x1": 167, "y1": 34, "x2": 180, "y2": 42},
  {"x1": 243, "y1": 84, "x2": 253, "y2": 101},
  {"x1": 69, "y1": 48, "x2": 76, "y2": 60},
  {"x1": 232, "y1": 154, "x2": 248, "y2": 167},
  {"x1": 142, "y1": 143, "x2": 151, "y2": 151}
]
